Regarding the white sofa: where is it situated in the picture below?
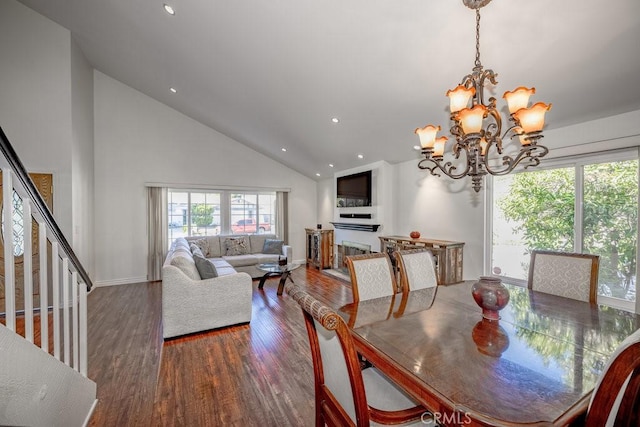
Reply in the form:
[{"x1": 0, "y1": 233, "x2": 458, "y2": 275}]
[
  {"x1": 184, "y1": 234, "x2": 292, "y2": 279},
  {"x1": 161, "y1": 234, "x2": 291, "y2": 339}
]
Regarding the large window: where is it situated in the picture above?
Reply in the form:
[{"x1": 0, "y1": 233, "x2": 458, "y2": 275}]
[
  {"x1": 489, "y1": 151, "x2": 638, "y2": 311},
  {"x1": 168, "y1": 189, "x2": 277, "y2": 247}
]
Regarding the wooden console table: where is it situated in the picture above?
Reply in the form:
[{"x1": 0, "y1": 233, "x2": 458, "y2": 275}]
[
  {"x1": 305, "y1": 229, "x2": 334, "y2": 269},
  {"x1": 378, "y1": 235, "x2": 464, "y2": 285}
]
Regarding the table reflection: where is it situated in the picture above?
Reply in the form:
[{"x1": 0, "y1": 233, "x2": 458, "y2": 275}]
[
  {"x1": 337, "y1": 286, "x2": 438, "y2": 328},
  {"x1": 340, "y1": 281, "x2": 640, "y2": 425}
]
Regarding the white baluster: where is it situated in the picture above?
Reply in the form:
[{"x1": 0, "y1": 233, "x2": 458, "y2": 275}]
[
  {"x1": 39, "y1": 223, "x2": 48, "y2": 352},
  {"x1": 62, "y1": 257, "x2": 70, "y2": 366},
  {"x1": 52, "y1": 242, "x2": 60, "y2": 360},
  {"x1": 23, "y1": 199, "x2": 33, "y2": 343},
  {"x1": 2, "y1": 168, "x2": 15, "y2": 331},
  {"x1": 72, "y1": 271, "x2": 79, "y2": 371}
]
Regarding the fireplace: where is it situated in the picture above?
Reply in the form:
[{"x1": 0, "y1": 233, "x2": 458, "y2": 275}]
[{"x1": 336, "y1": 241, "x2": 371, "y2": 273}]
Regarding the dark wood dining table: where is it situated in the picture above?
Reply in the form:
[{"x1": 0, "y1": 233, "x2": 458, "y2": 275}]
[{"x1": 336, "y1": 281, "x2": 640, "y2": 426}]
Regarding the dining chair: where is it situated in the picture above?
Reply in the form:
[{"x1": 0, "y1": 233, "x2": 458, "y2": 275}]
[
  {"x1": 395, "y1": 249, "x2": 438, "y2": 293},
  {"x1": 285, "y1": 283, "x2": 433, "y2": 427},
  {"x1": 585, "y1": 328, "x2": 640, "y2": 427},
  {"x1": 345, "y1": 253, "x2": 398, "y2": 303},
  {"x1": 527, "y1": 250, "x2": 600, "y2": 303}
]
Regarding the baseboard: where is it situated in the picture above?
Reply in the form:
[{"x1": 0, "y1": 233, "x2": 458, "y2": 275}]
[{"x1": 93, "y1": 276, "x2": 148, "y2": 287}]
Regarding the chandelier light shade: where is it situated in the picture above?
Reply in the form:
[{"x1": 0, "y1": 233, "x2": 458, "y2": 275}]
[{"x1": 415, "y1": 0, "x2": 551, "y2": 192}]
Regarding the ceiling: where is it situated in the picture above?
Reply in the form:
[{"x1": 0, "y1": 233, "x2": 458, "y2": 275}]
[{"x1": 17, "y1": 0, "x2": 640, "y2": 180}]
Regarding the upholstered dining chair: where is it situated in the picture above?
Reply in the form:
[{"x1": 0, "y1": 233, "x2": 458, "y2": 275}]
[
  {"x1": 527, "y1": 250, "x2": 600, "y2": 304},
  {"x1": 285, "y1": 283, "x2": 433, "y2": 427},
  {"x1": 585, "y1": 328, "x2": 640, "y2": 427},
  {"x1": 346, "y1": 253, "x2": 398, "y2": 303},
  {"x1": 395, "y1": 249, "x2": 438, "y2": 293}
]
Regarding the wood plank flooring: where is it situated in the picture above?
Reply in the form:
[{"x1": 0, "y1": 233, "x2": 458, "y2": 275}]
[{"x1": 86, "y1": 266, "x2": 353, "y2": 426}]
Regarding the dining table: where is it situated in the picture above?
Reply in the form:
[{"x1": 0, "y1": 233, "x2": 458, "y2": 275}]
[{"x1": 336, "y1": 281, "x2": 640, "y2": 426}]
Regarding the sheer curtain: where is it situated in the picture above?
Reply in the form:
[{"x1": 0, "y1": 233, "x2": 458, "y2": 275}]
[
  {"x1": 147, "y1": 187, "x2": 167, "y2": 281},
  {"x1": 276, "y1": 191, "x2": 289, "y2": 244}
]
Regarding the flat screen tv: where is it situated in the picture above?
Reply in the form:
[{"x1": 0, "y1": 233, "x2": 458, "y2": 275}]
[{"x1": 336, "y1": 170, "x2": 372, "y2": 207}]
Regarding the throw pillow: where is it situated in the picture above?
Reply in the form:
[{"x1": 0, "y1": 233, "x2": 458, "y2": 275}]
[
  {"x1": 193, "y1": 254, "x2": 218, "y2": 279},
  {"x1": 224, "y1": 236, "x2": 248, "y2": 256},
  {"x1": 170, "y1": 256, "x2": 201, "y2": 280},
  {"x1": 193, "y1": 238, "x2": 210, "y2": 257},
  {"x1": 262, "y1": 239, "x2": 284, "y2": 255},
  {"x1": 190, "y1": 243, "x2": 204, "y2": 258}
]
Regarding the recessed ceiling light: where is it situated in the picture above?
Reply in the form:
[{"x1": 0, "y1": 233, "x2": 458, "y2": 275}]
[
  {"x1": 357, "y1": 154, "x2": 364, "y2": 159},
  {"x1": 163, "y1": 4, "x2": 175, "y2": 15},
  {"x1": 169, "y1": 87, "x2": 177, "y2": 93},
  {"x1": 316, "y1": 173, "x2": 321, "y2": 177},
  {"x1": 329, "y1": 163, "x2": 334, "y2": 168},
  {"x1": 413, "y1": 145, "x2": 421, "y2": 150},
  {"x1": 331, "y1": 117, "x2": 340, "y2": 123},
  {"x1": 281, "y1": 148, "x2": 287, "y2": 152}
]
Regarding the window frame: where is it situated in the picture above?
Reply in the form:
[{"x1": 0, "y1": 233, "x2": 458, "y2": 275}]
[
  {"x1": 168, "y1": 188, "x2": 278, "y2": 248},
  {"x1": 485, "y1": 147, "x2": 640, "y2": 314}
]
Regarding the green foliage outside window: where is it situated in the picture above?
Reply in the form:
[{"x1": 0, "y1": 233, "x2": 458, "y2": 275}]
[
  {"x1": 498, "y1": 161, "x2": 638, "y2": 300},
  {"x1": 191, "y1": 204, "x2": 214, "y2": 227}
]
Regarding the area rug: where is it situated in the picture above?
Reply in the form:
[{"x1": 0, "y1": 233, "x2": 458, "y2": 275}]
[{"x1": 323, "y1": 268, "x2": 351, "y2": 284}]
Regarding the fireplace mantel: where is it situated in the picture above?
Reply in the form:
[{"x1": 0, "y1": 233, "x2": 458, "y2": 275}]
[{"x1": 330, "y1": 222, "x2": 380, "y2": 232}]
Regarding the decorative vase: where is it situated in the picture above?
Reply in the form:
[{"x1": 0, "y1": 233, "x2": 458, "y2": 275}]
[
  {"x1": 409, "y1": 231, "x2": 420, "y2": 239},
  {"x1": 471, "y1": 276, "x2": 510, "y2": 321},
  {"x1": 472, "y1": 319, "x2": 510, "y2": 357}
]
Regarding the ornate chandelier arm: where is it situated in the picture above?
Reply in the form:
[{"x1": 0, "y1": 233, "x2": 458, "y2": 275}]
[
  {"x1": 418, "y1": 145, "x2": 473, "y2": 180},
  {"x1": 484, "y1": 143, "x2": 549, "y2": 176}
]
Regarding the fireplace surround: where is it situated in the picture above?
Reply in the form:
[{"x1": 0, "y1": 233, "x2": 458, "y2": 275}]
[{"x1": 336, "y1": 241, "x2": 372, "y2": 273}]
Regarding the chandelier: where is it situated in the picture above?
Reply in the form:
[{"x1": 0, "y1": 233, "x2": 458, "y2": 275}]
[{"x1": 415, "y1": 0, "x2": 551, "y2": 192}]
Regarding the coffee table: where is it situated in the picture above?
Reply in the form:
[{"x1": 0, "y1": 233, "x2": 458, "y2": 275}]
[{"x1": 257, "y1": 263, "x2": 301, "y2": 295}]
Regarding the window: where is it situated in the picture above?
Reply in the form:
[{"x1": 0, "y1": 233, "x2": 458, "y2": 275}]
[
  {"x1": 168, "y1": 189, "x2": 277, "y2": 247},
  {"x1": 489, "y1": 151, "x2": 638, "y2": 311},
  {"x1": 1, "y1": 190, "x2": 25, "y2": 257}
]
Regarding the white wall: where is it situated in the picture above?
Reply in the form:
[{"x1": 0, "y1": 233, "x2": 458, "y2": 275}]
[
  {"x1": 93, "y1": 72, "x2": 317, "y2": 285},
  {"x1": 316, "y1": 178, "x2": 334, "y2": 228},
  {"x1": 393, "y1": 162, "x2": 484, "y2": 280},
  {"x1": 0, "y1": 0, "x2": 74, "y2": 238},
  {"x1": 70, "y1": 37, "x2": 95, "y2": 275}
]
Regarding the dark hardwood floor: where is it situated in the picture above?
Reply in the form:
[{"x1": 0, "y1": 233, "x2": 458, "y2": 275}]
[{"x1": 86, "y1": 266, "x2": 353, "y2": 426}]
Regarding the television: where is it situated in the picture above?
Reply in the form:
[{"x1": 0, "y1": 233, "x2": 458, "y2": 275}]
[{"x1": 336, "y1": 170, "x2": 372, "y2": 207}]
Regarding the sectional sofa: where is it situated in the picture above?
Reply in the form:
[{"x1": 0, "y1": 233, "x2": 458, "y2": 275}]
[{"x1": 161, "y1": 234, "x2": 291, "y2": 338}]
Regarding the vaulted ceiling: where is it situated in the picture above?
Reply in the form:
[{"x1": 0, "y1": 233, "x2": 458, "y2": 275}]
[{"x1": 17, "y1": 0, "x2": 640, "y2": 180}]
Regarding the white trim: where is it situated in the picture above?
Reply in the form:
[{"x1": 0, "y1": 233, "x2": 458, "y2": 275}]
[
  {"x1": 547, "y1": 134, "x2": 640, "y2": 160},
  {"x1": 94, "y1": 276, "x2": 149, "y2": 287},
  {"x1": 145, "y1": 182, "x2": 291, "y2": 192},
  {"x1": 484, "y1": 176, "x2": 494, "y2": 276}
]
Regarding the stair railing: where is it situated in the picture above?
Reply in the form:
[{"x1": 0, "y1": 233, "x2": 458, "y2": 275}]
[{"x1": 0, "y1": 126, "x2": 93, "y2": 377}]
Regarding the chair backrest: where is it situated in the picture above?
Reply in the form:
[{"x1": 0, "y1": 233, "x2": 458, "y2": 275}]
[
  {"x1": 528, "y1": 250, "x2": 599, "y2": 303},
  {"x1": 395, "y1": 249, "x2": 438, "y2": 292},
  {"x1": 345, "y1": 253, "x2": 397, "y2": 303},
  {"x1": 285, "y1": 283, "x2": 370, "y2": 426},
  {"x1": 586, "y1": 328, "x2": 640, "y2": 427}
]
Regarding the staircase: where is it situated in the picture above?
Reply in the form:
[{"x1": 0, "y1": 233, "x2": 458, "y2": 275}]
[{"x1": 0, "y1": 127, "x2": 97, "y2": 426}]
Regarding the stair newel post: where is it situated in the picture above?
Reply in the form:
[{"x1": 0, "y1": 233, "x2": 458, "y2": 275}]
[
  {"x1": 72, "y1": 271, "x2": 79, "y2": 371},
  {"x1": 52, "y1": 242, "x2": 60, "y2": 360},
  {"x1": 38, "y1": 222, "x2": 48, "y2": 352},
  {"x1": 23, "y1": 198, "x2": 34, "y2": 342},
  {"x1": 62, "y1": 257, "x2": 70, "y2": 366},
  {"x1": 2, "y1": 168, "x2": 16, "y2": 330},
  {"x1": 80, "y1": 281, "x2": 88, "y2": 377}
]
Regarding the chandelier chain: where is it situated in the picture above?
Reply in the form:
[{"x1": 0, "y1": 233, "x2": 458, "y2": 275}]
[{"x1": 475, "y1": 9, "x2": 481, "y2": 68}]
